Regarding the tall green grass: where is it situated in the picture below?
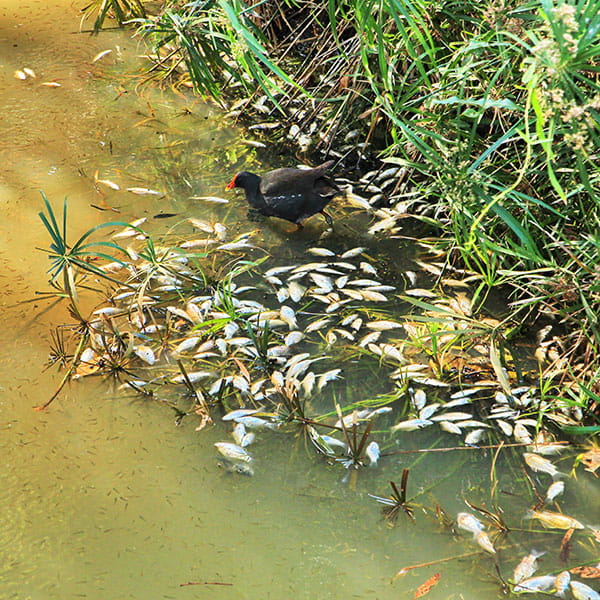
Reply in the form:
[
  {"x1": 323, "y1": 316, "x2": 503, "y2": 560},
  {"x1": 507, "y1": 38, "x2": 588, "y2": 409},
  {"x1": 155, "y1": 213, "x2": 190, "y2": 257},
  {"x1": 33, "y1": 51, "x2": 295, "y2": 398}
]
[{"x1": 84, "y1": 0, "x2": 600, "y2": 393}]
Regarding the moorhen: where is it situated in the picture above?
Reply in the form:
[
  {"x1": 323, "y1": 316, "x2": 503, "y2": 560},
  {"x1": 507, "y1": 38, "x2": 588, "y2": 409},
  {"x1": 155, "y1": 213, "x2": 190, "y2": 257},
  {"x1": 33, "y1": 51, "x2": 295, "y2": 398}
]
[{"x1": 225, "y1": 160, "x2": 339, "y2": 229}]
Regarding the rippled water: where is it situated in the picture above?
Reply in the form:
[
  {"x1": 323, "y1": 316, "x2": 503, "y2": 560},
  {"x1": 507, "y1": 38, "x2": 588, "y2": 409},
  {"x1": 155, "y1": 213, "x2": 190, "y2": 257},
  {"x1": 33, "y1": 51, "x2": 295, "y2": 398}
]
[{"x1": 1, "y1": 2, "x2": 598, "y2": 599}]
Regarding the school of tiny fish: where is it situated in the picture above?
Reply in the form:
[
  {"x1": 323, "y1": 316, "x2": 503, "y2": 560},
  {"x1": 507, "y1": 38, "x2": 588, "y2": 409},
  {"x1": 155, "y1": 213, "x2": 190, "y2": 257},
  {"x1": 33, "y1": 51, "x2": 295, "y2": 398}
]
[{"x1": 57, "y1": 208, "x2": 599, "y2": 595}]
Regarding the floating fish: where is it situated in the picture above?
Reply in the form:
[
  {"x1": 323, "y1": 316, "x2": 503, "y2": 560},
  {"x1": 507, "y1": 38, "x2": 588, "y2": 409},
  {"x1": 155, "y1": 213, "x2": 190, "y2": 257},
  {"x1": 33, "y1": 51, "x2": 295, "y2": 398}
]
[
  {"x1": 307, "y1": 247, "x2": 335, "y2": 257},
  {"x1": 464, "y1": 429, "x2": 485, "y2": 445},
  {"x1": 127, "y1": 187, "x2": 162, "y2": 195},
  {"x1": 390, "y1": 418, "x2": 433, "y2": 432},
  {"x1": 526, "y1": 509, "x2": 584, "y2": 530},
  {"x1": 523, "y1": 453, "x2": 561, "y2": 478},
  {"x1": 474, "y1": 530, "x2": 496, "y2": 554},
  {"x1": 214, "y1": 442, "x2": 252, "y2": 462},
  {"x1": 365, "y1": 441, "x2": 380, "y2": 466},
  {"x1": 439, "y1": 421, "x2": 462, "y2": 435},
  {"x1": 171, "y1": 371, "x2": 211, "y2": 384},
  {"x1": 92, "y1": 49, "x2": 112, "y2": 62},
  {"x1": 222, "y1": 408, "x2": 260, "y2": 421},
  {"x1": 513, "y1": 575, "x2": 556, "y2": 594},
  {"x1": 554, "y1": 571, "x2": 571, "y2": 599},
  {"x1": 366, "y1": 320, "x2": 401, "y2": 331},
  {"x1": 456, "y1": 512, "x2": 485, "y2": 534},
  {"x1": 570, "y1": 581, "x2": 600, "y2": 600},
  {"x1": 545, "y1": 480, "x2": 565, "y2": 503},
  {"x1": 134, "y1": 345, "x2": 156, "y2": 365},
  {"x1": 513, "y1": 550, "x2": 545, "y2": 583}
]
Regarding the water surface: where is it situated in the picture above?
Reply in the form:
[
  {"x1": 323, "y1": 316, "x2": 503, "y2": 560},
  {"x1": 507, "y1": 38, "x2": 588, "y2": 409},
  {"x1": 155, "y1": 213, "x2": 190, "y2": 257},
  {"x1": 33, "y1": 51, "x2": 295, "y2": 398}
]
[{"x1": 1, "y1": 2, "x2": 598, "y2": 600}]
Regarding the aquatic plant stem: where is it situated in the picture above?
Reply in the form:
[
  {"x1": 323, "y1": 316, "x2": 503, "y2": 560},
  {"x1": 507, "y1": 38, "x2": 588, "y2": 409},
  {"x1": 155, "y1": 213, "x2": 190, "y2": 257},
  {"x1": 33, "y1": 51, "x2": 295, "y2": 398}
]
[{"x1": 34, "y1": 330, "x2": 89, "y2": 411}]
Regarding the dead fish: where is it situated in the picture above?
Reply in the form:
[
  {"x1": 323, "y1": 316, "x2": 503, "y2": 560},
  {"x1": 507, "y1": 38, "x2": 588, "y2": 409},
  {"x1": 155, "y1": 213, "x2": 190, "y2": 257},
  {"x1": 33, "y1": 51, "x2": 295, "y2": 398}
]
[
  {"x1": 419, "y1": 404, "x2": 440, "y2": 420},
  {"x1": 320, "y1": 435, "x2": 347, "y2": 450},
  {"x1": 288, "y1": 281, "x2": 306, "y2": 302},
  {"x1": 96, "y1": 178, "x2": 121, "y2": 190},
  {"x1": 570, "y1": 581, "x2": 600, "y2": 600},
  {"x1": 340, "y1": 247, "x2": 365, "y2": 259},
  {"x1": 513, "y1": 423, "x2": 533, "y2": 444},
  {"x1": 214, "y1": 442, "x2": 252, "y2": 462},
  {"x1": 526, "y1": 509, "x2": 584, "y2": 530},
  {"x1": 365, "y1": 441, "x2": 380, "y2": 466},
  {"x1": 360, "y1": 262, "x2": 377, "y2": 275},
  {"x1": 309, "y1": 273, "x2": 334, "y2": 292},
  {"x1": 545, "y1": 480, "x2": 565, "y2": 503},
  {"x1": 173, "y1": 336, "x2": 201, "y2": 354},
  {"x1": 366, "y1": 320, "x2": 401, "y2": 331},
  {"x1": 439, "y1": 421, "x2": 462, "y2": 435},
  {"x1": 127, "y1": 187, "x2": 162, "y2": 195},
  {"x1": 235, "y1": 416, "x2": 277, "y2": 430},
  {"x1": 474, "y1": 530, "x2": 496, "y2": 554},
  {"x1": 554, "y1": 571, "x2": 571, "y2": 599},
  {"x1": 171, "y1": 371, "x2": 212, "y2": 384},
  {"x1": 513, "y1": 550, "x2": 545, "y2": 583},
  {"x1": 307, "y1": 247, "x2": 335, "y2": 257},
  {"x1": 232, "y1": 423, "x2": 255, "y2": 448},
  {"x1": 456, "y1": 512, "x2": 485, "y2": 534},
  {"x1": 513, "y1": 575, "x2": 556, "y2": 594},
  {"x1": 14, "y1": 69, "x2": 27, "y2": 80},
  {"x1": 464, "y1": 429, "x2": 485, "y2": 445},
  {"x1": 390, "y1": 418, "x2": 433, "y2": 432},
  {"x1": 92, "y1": 49, "x2": 112, "y2": 62},
  {"x1": 190, "y1": 195, "x2": 229, "y2": 203},
  {"x1": 318, "y1": 369, "x2": 342, "y2": 390},
  {"x1": 431, "y1": 411, "x2": 472, "y2": 422},
  {"x1": 359, "y1": 331, "x2": 382, "y2": 347},
  {"x1": 134, "y1": 345, "x2": 156, "y2": 365},
  {"x1": 279, "y1": 305, "x2": 298, "y2": 330},
  {"x1": 285, "y1": 331, "x2": 304, "y2": 346},
  {"x1": 523, "y1": 453, "x2": 562, "y2": 478},
  {"x1": 222, "y1": 408, "x2": 260, "y2": 421},
  {"x1": 306, "y1": 317, "x2": 331, "y2": 333}
]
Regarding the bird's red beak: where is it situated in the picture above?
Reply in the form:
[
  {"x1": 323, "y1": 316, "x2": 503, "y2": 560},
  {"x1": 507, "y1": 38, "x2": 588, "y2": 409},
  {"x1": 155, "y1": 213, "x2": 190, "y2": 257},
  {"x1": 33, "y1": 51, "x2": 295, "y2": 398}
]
[{"x1": 225, "y1": 175, "x2": 236, "y2": 191}]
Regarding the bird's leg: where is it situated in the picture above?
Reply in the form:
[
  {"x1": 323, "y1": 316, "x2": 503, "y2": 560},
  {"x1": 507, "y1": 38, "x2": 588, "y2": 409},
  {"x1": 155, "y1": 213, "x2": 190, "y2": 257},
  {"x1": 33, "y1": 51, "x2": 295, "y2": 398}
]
[{"x1": 320, "y1": 211, "x2": 334, "y2": 227}]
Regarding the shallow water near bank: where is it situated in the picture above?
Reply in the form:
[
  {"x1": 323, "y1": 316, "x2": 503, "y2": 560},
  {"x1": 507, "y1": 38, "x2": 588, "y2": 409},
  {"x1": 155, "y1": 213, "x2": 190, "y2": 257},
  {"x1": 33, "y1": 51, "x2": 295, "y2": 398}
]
[{"x1": 1, "y1": 2, "x2": 599, "y2": 599}]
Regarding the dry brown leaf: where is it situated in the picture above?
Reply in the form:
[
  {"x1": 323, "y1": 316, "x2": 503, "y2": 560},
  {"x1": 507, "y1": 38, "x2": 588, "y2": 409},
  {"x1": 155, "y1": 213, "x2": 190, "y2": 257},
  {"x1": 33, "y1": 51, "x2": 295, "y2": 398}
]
[
  {"x1": 581, "y1": 448, "x2": 600, "y2": 476},
  {"x1": 414, "y1": 573, "x2": 441, "y2": 599},
  {"x1": 559, "y1": 528, "x2": 574, "y2": 563}
]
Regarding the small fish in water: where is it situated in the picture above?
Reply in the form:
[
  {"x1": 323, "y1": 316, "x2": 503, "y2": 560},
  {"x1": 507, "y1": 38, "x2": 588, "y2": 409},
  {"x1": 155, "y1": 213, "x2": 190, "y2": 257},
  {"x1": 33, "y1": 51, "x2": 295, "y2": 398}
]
[
  {"x1": 513, "y1": 550, "x2": 545, "y2": 583},
  {"x1": 570, "y1": 581, "x2": 600, "y2": 600},
  {"x1": 456, "y1": 512, "x2": 485, "y2": 534},
  {"x1": 365, "y1": 441, "x2": 380, "y2": 466},
  {"x1": 214, "y1": 442, "x2": 252, "y2": 463},
  {"x1": 526, "y1": 509, "x2": 584, "y2": 530},
  {"x1": 554, "y1": 571, "x2": 571, "y2": 599},
  {"x1": 513, "y1": 575, "x2": 556, "y2": 594},
  {"x1": 545, "y1": 480, "x2": 565, "y2": 503},
  {"x1": 523, "y1": 452, "x2": 562, "y2": 478},
  {"x1": 474, "y1": 530, "x2": 496, "y2": 554}
]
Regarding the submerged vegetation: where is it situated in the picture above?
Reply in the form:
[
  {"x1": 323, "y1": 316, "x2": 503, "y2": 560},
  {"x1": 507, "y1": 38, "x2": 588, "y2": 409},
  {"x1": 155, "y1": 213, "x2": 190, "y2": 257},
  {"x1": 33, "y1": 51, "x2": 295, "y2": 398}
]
[
  {"x1": 81, "y1": 0, "x2": 600, "y2": 414},
  {"x1": 32, "y1": 0, "x2": 600, "y2": 595}
]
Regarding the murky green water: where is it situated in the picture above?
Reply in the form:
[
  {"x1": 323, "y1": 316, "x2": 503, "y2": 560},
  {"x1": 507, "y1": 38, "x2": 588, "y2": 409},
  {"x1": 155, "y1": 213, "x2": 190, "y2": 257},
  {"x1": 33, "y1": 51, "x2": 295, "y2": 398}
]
[{"x1": 1, "y1": 2, "x2": 598, "y2": 599}]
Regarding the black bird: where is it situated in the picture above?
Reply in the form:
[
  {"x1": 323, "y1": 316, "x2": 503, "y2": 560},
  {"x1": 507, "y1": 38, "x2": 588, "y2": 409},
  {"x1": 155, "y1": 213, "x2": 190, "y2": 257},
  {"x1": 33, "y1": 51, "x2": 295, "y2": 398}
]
[{"x1": 225, "y1": 160, "x2": 339, "y2": 229}]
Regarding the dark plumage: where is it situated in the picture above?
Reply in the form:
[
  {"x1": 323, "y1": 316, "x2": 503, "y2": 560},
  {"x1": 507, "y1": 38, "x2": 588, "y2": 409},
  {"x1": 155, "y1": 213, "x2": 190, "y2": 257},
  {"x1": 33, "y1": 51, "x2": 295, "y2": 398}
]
[{"x1": 225, "y1": 160, "x2": 339, "y2": 229}]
